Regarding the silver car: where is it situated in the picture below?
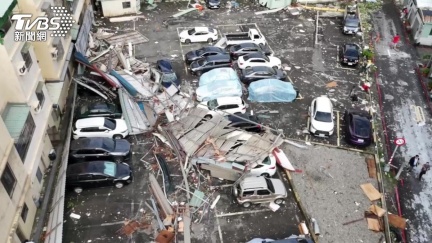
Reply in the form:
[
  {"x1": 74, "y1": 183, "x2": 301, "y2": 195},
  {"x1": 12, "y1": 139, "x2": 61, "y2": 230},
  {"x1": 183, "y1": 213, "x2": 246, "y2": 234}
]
[{"x1": 233, "y1": 176, "x2": 287, "y2": 208}]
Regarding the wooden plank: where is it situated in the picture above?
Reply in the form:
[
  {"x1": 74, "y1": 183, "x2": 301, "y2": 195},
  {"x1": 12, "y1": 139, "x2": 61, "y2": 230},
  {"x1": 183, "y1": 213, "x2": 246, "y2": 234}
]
[
  {"x1": 360, "y1": 183, "x2": 382, "y2": 201},
  {"x1": 105, "y1": 31, "x2": 149, "y2": 46},
  {"x1": 366, "y1": 218, "x2": 382, "y2": 232},
  {"x1": 366, "y1": 156, "x2": 377, "y2": 178},
  {"x1": 368, "y1": 205, "x2": 386, "y2": 217},
  {"x1": 388, "y1": 214, "x2": 407, "y2": 229}
]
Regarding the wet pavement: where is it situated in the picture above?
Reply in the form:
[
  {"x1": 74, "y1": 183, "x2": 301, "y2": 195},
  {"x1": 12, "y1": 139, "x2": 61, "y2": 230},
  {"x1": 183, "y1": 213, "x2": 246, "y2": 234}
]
[{"x1": 371, "y1": 1, "x2": 432, "y2": 242}]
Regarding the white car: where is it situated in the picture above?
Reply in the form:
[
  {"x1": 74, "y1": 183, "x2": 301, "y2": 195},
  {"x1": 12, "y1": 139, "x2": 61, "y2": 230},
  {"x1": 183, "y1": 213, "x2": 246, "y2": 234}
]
[
  {"x1": 73, "y1": 117, "x2": 129, "y2": 140},
  {"x1": 248, "y1": 154, "x2": 277, "y2": 177},
  {"x1": 197, "y1": 97, "x2": 246, "y2": 118},
  {"x1": 179, "y1": 27, "x2": 218, "y2": 44},
  {"x1": 309, "y1": 95, "x2": 334, "y2": 137},
  {"x1": 237, "y1": 52, "x2": 281, "y2": 70}
]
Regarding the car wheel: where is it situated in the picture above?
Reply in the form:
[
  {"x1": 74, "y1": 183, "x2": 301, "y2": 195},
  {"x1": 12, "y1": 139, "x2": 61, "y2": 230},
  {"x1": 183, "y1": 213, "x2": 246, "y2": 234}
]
[
  {"x1": 114, "y1": 156, "x2": 123, "y2": 163},
  {"x1": 261, "y1": 173, "x2": 270, "y2": 177},
  {"x1": 207, "y1": 38, "x2": 213, "y2": 44},
  {"x1": 204, "y1": 115, "x2": 212, "y2": 120},
  {"x1": 274, "y1": 198, "x2": 284, "y2": 205},
  {"x1": 272, "y1": 66, "x2": 278, "y2": 69},
  {"x1": 113, "y1": 134, "x2": 123, "y2": 139},
  {"x1": 242, "y1": 202, "x2": 251, "y2": 208},
  {"x1": 185, "y1": 39, "x2": 191, "y2": 44},
  {"x1": 195, "y1": 71, "x2": 202, "y2": 76},
  {"x1": 74, "y1": 187, "x2": 83, "y2": 194},
  {"x1": 115, "y1": 182, "x2": 124, "y2": 189}
]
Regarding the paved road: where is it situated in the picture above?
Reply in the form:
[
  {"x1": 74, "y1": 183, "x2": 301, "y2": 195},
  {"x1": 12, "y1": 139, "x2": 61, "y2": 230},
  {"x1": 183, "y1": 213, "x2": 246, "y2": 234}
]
[{"x1": 372, "y1": 1, "x2": 432, "y2": 242}]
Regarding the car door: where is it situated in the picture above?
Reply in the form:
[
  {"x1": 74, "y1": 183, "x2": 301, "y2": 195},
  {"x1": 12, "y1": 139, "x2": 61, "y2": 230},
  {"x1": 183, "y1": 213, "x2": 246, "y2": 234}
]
[
  {"x1": 196, "y1": 32, "x2": 207, "y2": 42},
  {"x1": 80, "y1": 127, "x2": 100, "y2": 138},
  {"x1": 256, "y1": 189, "x2": 273, "y2": 202},
  {"x1": 92, "y1": 174, "x2": 112, "y2": 187},
  {"x1": 77, "y1": 174, "x2": 96, "y2": 188},
  {"x1": 74, "y1": 149, "x2": 94, "y2": 161},
  {"x1": 93, "y1": 148, "x2": 109, "y2": 159},
  {"x1": 202, "y1": 61, "x2": 214, "y2": 72}
]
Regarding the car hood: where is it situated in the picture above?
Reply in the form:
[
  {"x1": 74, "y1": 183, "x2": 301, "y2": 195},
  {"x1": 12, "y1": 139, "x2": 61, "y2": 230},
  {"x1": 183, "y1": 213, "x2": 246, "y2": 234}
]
[
  {"x1": 268, "y1": 56, "x2": 281, "y2": 65},
  {"x1": 115, "y1": 119, "x2": 128, "y2": 132},
  {"x1": 190, "y1": 60, "x2": 201, "y2": 70},
  {"x1": 186, "y1": 50, "x2": 199, "y2": 60},
  {"x1": 269, "y1": 179, "x2": 287, "y2": 196},
  {"x1": 311, "y1": 119, "x2": 334, "y2": 132},
  {"x1": 114, "y1": 139, "x2": 131, "y2": 153},
  {"x1": 116, "y1": 163, "x2": 132, "y2": 178},
  {"x1": 179, "y1": 30, "x2": 189, "y2": 38}
]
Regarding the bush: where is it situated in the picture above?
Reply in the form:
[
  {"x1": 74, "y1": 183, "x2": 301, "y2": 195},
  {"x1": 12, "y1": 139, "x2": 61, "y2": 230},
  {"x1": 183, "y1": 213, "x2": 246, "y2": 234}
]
[
  {"x1": 362, "y1": 49, "x2": 374, "y2": 60},
  {"x1": 428, "y1": 81, "x2": 432, "y2": 90},
  {"x1": 421, "y1": 67, "x2": 430, "y2": 76}
]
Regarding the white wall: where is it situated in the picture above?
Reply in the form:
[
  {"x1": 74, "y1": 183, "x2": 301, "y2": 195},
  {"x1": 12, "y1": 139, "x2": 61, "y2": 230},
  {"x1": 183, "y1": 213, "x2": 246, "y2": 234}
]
[{"x1": 101, "y1": 0, "x2": 139, "y2": 17}]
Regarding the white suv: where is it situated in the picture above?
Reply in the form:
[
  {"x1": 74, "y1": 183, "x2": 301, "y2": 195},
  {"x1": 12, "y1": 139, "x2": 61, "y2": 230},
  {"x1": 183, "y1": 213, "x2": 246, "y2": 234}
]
[
  {"x1": 197, "y1": 97, "x2": 246, "y2": 118},
  {"x1": 309, "y1": 95, "x2": 334, "y2": 137},
  {"x1": 73, "y1": 117, "x2": 129, "y2": 140}
]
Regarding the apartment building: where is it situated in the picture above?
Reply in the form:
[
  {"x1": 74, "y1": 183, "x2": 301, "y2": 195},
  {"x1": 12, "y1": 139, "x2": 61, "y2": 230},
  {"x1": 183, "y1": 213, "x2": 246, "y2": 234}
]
[{"x1": 0, "y1": 0, "x2": 85, "y2": 242}]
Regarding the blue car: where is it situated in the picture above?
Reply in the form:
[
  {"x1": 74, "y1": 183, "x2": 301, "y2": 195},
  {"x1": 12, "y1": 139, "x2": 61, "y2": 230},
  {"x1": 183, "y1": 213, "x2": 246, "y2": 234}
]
[{"x1": 156, "y1": 59, "x2": 181, "y2": 88}]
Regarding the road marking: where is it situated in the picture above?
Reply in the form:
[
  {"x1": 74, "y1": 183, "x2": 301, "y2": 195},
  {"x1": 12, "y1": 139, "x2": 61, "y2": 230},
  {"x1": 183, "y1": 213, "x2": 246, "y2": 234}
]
[
  {"x1": 387, "y1": 49, "x2": 391, "y2": 56},
  {"x1": 336, "y1": 111, "x2": 340, "y2": 147},
  {"x1": 411, "y1": 105, "x2": 426, "y2": 125},
  {"x1": 305, "y1": 116, "x2": 310, "y2": 143},
  {"x1": 336, "y1": 45, "x2": 339, "y2": 62},
  {"x1": 253, "y1": 23, "x2": 275, "y2": 55},
  {"x1": 216, "y1": 208, "x2": 273, "y2": 217},
  {"x1": 287, "y1": 76, "x2": 294, "y2": 84},
  {"x1": 176, "y1": 27, "x2": 188, "y2": 73}
]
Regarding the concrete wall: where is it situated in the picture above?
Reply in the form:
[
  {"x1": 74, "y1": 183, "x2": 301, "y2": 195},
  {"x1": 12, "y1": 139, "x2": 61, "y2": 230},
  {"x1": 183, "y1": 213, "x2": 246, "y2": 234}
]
[
  {"x1": 417, "y1": 23, "x2": 432, "y2": 46},
  {"x1": 101, "y1": 0, "x2": 139, "y2": 17}
]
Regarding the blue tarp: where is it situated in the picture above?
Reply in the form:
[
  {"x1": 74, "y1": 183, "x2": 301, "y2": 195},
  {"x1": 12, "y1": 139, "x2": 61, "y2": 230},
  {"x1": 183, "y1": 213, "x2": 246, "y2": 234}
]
[
  {"x1": 109, "y1": 70, "x2": 138, "y2": 97},
  {"x1": 248, "y1": 79, "x2": 297, "y2": 103},
  {"x1": 196, "y1": 68, "x2": 242, "y2": 101}
]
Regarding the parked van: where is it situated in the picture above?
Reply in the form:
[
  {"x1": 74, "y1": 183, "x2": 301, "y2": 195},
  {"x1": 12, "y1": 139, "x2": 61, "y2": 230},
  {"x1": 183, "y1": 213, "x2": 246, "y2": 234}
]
[{"x1": 233, "y1": 176, "x2": 287, "y2": 208}]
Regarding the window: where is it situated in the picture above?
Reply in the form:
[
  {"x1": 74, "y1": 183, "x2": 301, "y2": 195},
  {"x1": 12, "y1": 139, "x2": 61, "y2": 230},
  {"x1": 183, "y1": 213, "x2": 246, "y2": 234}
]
[
  {"x1": 21, "y1": 203, "x2": 29, "y2": 222},
  {"x1": 1, "y1": 164, "x2": 17, "y2": 197},
  {"x1": 15, "y1": 113, "x2": 36, "y2": 161},
  {"x1": 429, "y1": 28, "x2": 432, "y2": 36},
  {"x1": 52, "y1": 37, "x2": 64, "y2": 60},
  {"x1": 21, "y1": 43, "x2": 33, "y2": 69},
  {"x1": 242, "y1": 191, "x2": 254, "y2": 196},
  {"x1": 78, "y1": 174, "x2": 93, "y2": 180},
  {"x1": 35, "y1": 82, "x2": 45, "y2": 107},
  {"x1": 36, "y1": 167, "x2": 43, "y2": 183},
  {"x1": 122, "y1": 1, "x2": 131, "y2": 8},
  {"x1": 257, "y1": 189, "x2": 270, "y2": 195},
  {"x1": 81, "y1": 127, "x2": 101, "y2": 132},
  {"x1": 93, "y1": 175, "x2": 107, "y2": 179}
]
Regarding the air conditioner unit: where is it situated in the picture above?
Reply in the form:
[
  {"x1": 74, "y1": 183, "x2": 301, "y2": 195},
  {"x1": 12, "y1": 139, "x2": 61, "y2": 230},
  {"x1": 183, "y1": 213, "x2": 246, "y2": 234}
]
[
  {"x1": 51, "y1": 48, "x2": 58, "y2": 60},
  {"x1": 32, "y1": 100, "x2": 42, "y2": 114},
  {"x1": 16, "y1": 61, "x2": 27, "y2": 75}
]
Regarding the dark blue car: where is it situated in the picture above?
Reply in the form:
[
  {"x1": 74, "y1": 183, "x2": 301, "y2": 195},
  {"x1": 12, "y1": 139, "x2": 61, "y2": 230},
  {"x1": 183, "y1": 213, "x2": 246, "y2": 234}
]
[
  {"x1": 157, "y1": 59, "x2": 181, "y2": 88},
  {"x1": 344, "y1": 109, "x2": 373, "y2": 146}
]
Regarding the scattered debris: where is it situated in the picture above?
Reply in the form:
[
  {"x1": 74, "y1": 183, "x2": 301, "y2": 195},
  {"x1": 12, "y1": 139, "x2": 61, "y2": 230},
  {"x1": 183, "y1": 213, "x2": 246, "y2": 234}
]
[
  {"x1": 360, "y1": 183, "x2": 382, "y2": 201},
  {"x1": 70, "y1": 213, "x2": 81, "y2": 219},
  {"x1": 104, "y1": 31, "x2": 149, "y2": 46},
  {"x1": 326, "y1": 81, "x2": 338, "y2": 88}
]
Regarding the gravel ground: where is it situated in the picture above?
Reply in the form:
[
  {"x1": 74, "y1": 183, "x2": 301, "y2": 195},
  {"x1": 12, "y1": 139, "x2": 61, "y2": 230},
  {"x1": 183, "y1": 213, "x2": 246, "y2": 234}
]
[{"x1": 283, "y1": 143, "x2": 384, "y2": 243}]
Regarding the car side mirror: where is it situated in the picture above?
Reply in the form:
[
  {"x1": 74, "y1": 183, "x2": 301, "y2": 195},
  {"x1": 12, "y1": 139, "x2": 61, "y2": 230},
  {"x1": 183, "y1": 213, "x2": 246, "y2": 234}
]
[{"x1": 104, "y1": 130, "x2": 109, "y2": 133}]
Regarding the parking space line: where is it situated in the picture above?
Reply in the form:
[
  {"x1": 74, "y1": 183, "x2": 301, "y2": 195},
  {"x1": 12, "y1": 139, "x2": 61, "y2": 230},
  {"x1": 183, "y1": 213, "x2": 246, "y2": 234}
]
[
  {"x1": 287, "y1": 76, "x2": 294, "y2": 84},
  {"x1": 336, "y1": 111, "x2": 340, "y2": 147},
  {"x1": 213, "y1": 207, "x2": 224, "y2": 243},
  {"x1": 253, "y1": 23, "x2": 275, "y2": 55},
  {"x1": 216, "y1": 208, "x2": 273, "y2": 217},
  {"x1": 336, "y1": 45, "x2": 339, "y2": 62},
  {"x1": 176, "y1": 27, "x2": 188, "y2": 73},
  {"x1": 305, "y1": 116, "x2": 310, "y2": 143}
]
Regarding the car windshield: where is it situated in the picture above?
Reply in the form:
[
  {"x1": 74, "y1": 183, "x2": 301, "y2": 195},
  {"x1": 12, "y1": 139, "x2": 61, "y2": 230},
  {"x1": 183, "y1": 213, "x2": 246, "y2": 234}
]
[
  {"x1": 243, "y1": 55, "x2": 251, "y2": 61},
  {"x1": 102, "y1": 139, "x2": 115, "y2": 150},
  {"x1": 346, "y1": 19, "x2": 359, "y2": 27},
  {"x1": 244, "y1": 67, "x2": 254, "y2": 74},
  {"x1": 262, "y1": 156, "x2": 271, "y2": 165},
  {"x1": 162, "y1": 73, "x2": 178, "y2": 84},
  {"x1": 354, "y1": 117, "x2": 371, "y2": 137},
  {"x1": 345, "y1": 48, "x2": 358, "y2": 57},
  {"x1": 103, "y1": 162, "x2": 117, "y2": 177},
  {"x1": 262, "y1": 55, "x2": 270, "y2": 62},
  {"x1": 232, "y1": 45, "x2": 242, "y2": 51},
  {"x1": 80, "y1": 105, "x2": 88, "y2": 115},
  {"x1": 207, "y1": 99, "x2": 219, "y2": 109},
  {"x1": 104, "y1": 118, "x2": 116, "y2": 130},
  {"x1": 197, "y1": 59, "x2": 206, "y2": 66},
  {"x1": 196, "y1": 48, "x2": 205, "y2": 56},
  {"x1": 315, "y1": 111, "x2": 332, "y2": 122},
  {"x1": 188, "y1": 29, "x2": 196, "y2": 35},
  {"x1": 265, "y1": 178, "x2": 275, "y2": 193}
]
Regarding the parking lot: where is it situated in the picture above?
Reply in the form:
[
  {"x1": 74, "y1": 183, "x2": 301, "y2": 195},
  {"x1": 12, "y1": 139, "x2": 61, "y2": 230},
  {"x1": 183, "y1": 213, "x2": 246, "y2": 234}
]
[{"x1": 63, "y1": 2, "x2": 379, "y2": 242}]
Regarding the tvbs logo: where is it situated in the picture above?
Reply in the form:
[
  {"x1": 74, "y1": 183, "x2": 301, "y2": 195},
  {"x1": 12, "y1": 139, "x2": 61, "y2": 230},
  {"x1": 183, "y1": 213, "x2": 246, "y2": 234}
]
[{"x1": 12, "y1": 6, "x2": 75, "y2": 42}]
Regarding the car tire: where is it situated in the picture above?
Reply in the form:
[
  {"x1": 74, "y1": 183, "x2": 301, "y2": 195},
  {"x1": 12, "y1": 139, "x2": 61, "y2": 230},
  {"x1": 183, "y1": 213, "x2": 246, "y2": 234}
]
[
  {"x1": 196, "y1": 71, "x2": 202, "y2": 76},
  {"x1": 242, "y1": 202, "x2": 251, "y2": 208},
  {"x1": 261, "y1": 173, "x2": 270, "y2": 177},
  {"x1": 185, "y1": 39, "x2": 191, "y2": 44},
  {"x1": 272, "y1": 66, "x2": 278, "y2": 69},
  {"x1": 204, "y1": 115, "x2": 212, "y2": 120},
  {"x1": 114, "y1": 156, "x2": 123, "y2": 163},
  {"x1": 74, "y1": 187, "x2": 83, "y2": 194},
  {"x1": 207, "y1": 38, "x2": 213, "y2": 44},
  {"x1": 113, "y1": 134, "x2": 123, "y2": 139},
  {"x1": 274, "y1": 198, "x2": 283, "y2": 205},
  {"x1": 115, "y1": 182, "x2": 124, "y2": 189}
]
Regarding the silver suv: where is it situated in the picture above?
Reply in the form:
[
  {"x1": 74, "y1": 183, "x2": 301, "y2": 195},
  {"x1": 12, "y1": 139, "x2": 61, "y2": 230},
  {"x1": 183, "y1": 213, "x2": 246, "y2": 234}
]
[{"x1": 233, "y1": 176, "x2": 287, "y2": 208}]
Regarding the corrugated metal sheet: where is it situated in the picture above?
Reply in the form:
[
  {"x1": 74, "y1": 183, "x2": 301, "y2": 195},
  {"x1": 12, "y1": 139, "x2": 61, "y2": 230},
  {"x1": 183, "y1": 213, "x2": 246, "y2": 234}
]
[
  {"x1": 1, "y1": 104, "x2": 30, "y2": 140},
  {"x1": 75, "y1": 6, "x2": 94, "y2": 55},
  {"x1": 118, "y1": 89, "x2": 152, "y2": 134}
]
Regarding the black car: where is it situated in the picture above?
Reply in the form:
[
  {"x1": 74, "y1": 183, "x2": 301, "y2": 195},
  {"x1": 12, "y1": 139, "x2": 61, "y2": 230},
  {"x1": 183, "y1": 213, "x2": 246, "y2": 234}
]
[
  {"x1": 76, "y1": 101, "x2": 122, "y2": 119},
  {"x1": 228, "y1": 43, "x2": 272, "y2": 59},
  {"x1": 344, "y1": 109, "x2": 373, "y2": 146},
  {"x1": 156, "y1": 59, "x2": 181, "y2": 88},
  {"x1": 206, "y1": 0, "x2": 221, "y2": 9},
  {"x1": 240, "y1": 66, "x2": 286, "y2": 85},
  {"x1": 189, "y1": 54, "x2": 232, "y2": 75},
  {"x1": 69, "y1": 137, "x2": 131, "y2": 162},
  {"x1": 185, "y1": 46, "x2": 226, "y2": 64},
  {"x1": 340, "y1": 44, "x2": 360, "y2": 66},
  {"x1": 66, "y1": 161, "x2": 133, "y2": 193},
  {"x1": 226, "y1": 114, "x2": 265, "y2": 133}
]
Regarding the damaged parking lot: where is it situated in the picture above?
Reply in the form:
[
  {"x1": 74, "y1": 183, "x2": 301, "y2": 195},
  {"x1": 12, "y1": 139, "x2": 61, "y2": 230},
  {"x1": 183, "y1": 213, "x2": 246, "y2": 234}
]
[{"x1": 63, "y1": 2, "x2": 390, "y2": 243}]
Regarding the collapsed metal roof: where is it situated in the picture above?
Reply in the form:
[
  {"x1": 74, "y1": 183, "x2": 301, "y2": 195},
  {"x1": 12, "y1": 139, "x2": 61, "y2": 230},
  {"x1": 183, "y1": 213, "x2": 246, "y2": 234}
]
[{"x1": 166, "y1": 108, "x2": 284, "y2": 163}]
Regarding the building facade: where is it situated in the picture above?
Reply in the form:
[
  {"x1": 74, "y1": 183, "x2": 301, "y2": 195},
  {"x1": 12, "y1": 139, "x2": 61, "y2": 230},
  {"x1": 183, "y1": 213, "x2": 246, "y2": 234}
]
[
  {"x1": 99, "y1": 0, "x2": 141, "y2": 17},
  {"x1": 0, "y1": 0, "x2": 84, "y2": 242},
  {"x1": 405, "y1": 0, "x2": 432, "y2": 46}
]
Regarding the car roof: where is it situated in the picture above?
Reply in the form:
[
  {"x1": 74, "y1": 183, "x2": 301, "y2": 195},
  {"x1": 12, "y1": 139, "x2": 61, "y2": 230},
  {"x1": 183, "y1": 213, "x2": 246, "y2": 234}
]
[
  {"x1": 206, "y1": 54, "x2": 230, "y2": 61},
  {"x1": 227, "y1": 114, "x2": 258, "y2": 123},
  {"x1": 202, "y1": 46, "x2": 224, "y2": 52},
  {"x1": 75, "y1": 117, "x2": 106, "y2": 128},
  {"x1": 70, "y1": 137, "x2": 112, "y2": 151},
  {"x1": 315, "y1": 96, "x2": 332, "y2": 111},
  {"x1": 213, "y1": 96, "x2": 243, "y2": 105},
  {"x1": 345, "y1": 44, "x2": 359, "y2": 49},
  {"x1": 248, "y1": 66, "x2": 272, "y2": 72},
  {"x1": 240, "y1": 176, "x2": 268, "y2": 189},
  {"x1": 194, "y1": 27, "x2": 211, "y2": 32},
  {"x1": 235, "y1": 43, "x2": 259, "y2": 48},
  {"x1": 244, "y1": 52, "x2": 265, "y2": 59},
  {"x1": 67, "y1": 161, "x2": 115, "y2": 175}
]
